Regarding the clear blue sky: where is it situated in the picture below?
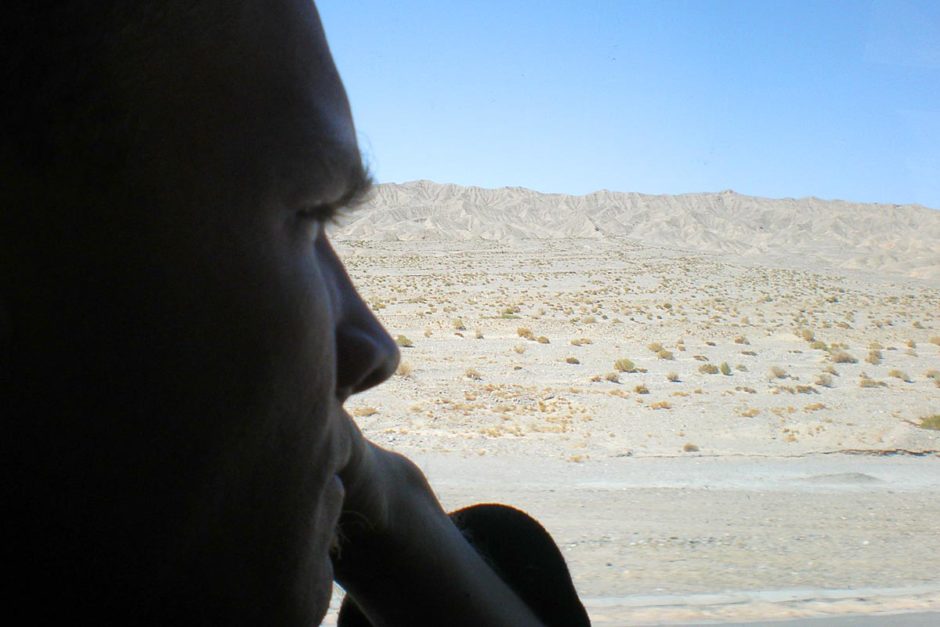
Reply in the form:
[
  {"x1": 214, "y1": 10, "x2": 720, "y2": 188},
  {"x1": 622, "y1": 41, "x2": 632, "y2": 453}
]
[{"x1": 318, "y1": 0, "x2": 939, "y2": 208}]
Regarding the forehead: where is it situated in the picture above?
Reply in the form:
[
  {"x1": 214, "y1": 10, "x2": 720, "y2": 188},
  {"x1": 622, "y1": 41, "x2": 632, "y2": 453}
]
[{"x1": 123, "y1": 0, "x2": 361, "y2": 204}]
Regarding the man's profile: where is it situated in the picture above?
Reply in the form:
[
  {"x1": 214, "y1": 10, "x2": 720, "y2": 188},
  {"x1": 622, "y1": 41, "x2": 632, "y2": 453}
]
[{"x1": 1, "y1": 2, "x2": 588, "y2": 625}]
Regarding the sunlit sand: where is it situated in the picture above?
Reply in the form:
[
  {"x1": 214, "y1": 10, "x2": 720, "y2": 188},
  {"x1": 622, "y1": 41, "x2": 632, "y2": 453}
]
[{"x1": 325, "y1": 181, "x2": 940, "y2": 624}]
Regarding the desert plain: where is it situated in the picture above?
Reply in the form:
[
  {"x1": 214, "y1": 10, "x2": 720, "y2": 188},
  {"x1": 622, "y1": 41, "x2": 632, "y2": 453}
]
[{"x1": 323, "y1": 182, "x2": 940, "y2": 625}]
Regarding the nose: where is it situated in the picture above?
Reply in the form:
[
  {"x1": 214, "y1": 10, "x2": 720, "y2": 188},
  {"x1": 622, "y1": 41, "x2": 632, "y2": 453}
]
[{"x1": 317, "y1": 235, "x2": 399, "y2": 402}]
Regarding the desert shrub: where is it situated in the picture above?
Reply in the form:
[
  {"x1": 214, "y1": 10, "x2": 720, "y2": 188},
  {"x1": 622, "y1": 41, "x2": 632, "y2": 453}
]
[
  {"x1": 570, "y1": 337, "x2": 593, "y2": 346},
  {"x1": 800, "y1": 328, "x2": 815, "y2": 341},
  {"x1": 464, "y1": 368, "x2": 482, "y2": 380},
  {"x1": 699, "y1": 363, "x2": 719, "y2": 375},
  {"x1": 823, "y1": 364, "x2": 838, "y2": 375},
  {"x1": 734, "y1": 335, "x2": 750, "y2": 345},
  {"x1": 906, "y1": 339, "x2": 916, "y2": 348},
  {"x1": 536, "y1": 335, "x2": 550, "y2": 344},
  {"x1": 869, "y1": 341, "x2": 883, "y2": 350},
  {"x1": 830, "y1": 350, "x2": 857, "y2": 364},
  {"x1": 581, "y1": 315, "x2": 597, "y2": 324},
  {"x1": 682, "y1": 443, "x2": 699, "y2": 452},
  {"x1": 736, "y1": 364, "x2": 748, "y2": 372},
  {"x1": 474, "y1": 329, "x2": 484, "y2": 339},
  {"x1": 396, "y1": 361, "x2": 413, "y2": 377},
  {"x1": 693, "y1": 354, "x2": 709, "y2": 362},
  {"x1": 423, "y1": 327, "x2": 433, "y2": 338},
  {"x1": 650, "y1": 400, "x2": 670, "y2": 410},
  {"x1": 657, "y1": 349, "x2": 674, "y2": 360},
  {"x1": 866, "y1": 349, "x2": 882, "y2": 365},
  {"x1": 647, "y1": 342, "x2": 664, "y2": 353},
  {"x1": 513, "y1": 343, "x2": 526, "y2": 354},
  {"x1": 929, "y1": 336, "x2": 940, "y2": 346},
  {"x1": 614, "y1": 358, "x2": 636, "y2": 373},
  {"x1": 565, "y1": 357, "x2": 580, "y2": 364},
  {"x1": 769, "y1": 365, "x2": 787, "y2": 379},
  {"x1": 888, "y1": 369, "x2": 911, "y2": 382},
  {"x1": 919, "y1": 415, "x2": 940, "y2": 430},
  {"x1": 796, "y1": 385, "x2": 817, "y2": 394},
  {"x1": 815, "y1": 373, "x2": 833, "y2": 387},
  {"x1": 719, "y1": 362, "x2": 732, "y2": 376},
  {"x1": 809, "y1": 341, "x2": 827, "y2": 350},
  {"x1": 453, "y1": 318, "x2": 466, "y2": 331},
  {"x1": 634, "y1": 384, "x2": 649, "y2": 394},
  {"x1": 705, "y1": 341, "x2": 717, "y2": 347},
  {"x1": 741, "y1": 350, "x2": 758, "y2": 356},
  {"x1": 352, "y1": 406, "x2": 378, "y2": 417},
  {"x1": 395, "y1": 335, "x2": 414, "y2": 348},
  {"x1": 604, "y1": 372, "x2": 621, "y2": 383},
  {"x1": 740, "y1": 408, "x2": 760, "y2": 417},
  {"x1": 666, "y1": 372, "x2": 680, "y2": 383},
  {"x1": 858, "y1": 374, "x2": 886, "y2": 388},
  {"x1": 805, "y1": 402, "x2": 826, "y2": 411},
  {"x1": 925, "y1": 369, "x2": 940, "y2": 380},
  {"x1": 517, "y1": 327, "x2": 534, "y2": 340}
]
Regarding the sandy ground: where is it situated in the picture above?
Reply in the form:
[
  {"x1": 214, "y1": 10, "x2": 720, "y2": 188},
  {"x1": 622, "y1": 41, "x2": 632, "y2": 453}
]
[{"x1": 323, "y1": 238, "x2": 940, "y2": 625}]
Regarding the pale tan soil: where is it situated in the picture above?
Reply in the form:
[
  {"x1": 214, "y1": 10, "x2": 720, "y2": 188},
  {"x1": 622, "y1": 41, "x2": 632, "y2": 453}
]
[{"x1": 322, "y1": 238, "x2": 940, "y2": 624}]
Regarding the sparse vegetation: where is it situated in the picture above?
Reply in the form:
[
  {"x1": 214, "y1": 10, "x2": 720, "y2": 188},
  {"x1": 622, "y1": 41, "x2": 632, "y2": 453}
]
[
  {"x1": 517, "y1": 327, "x2": 534, "y2": 340},
  {"x1": 866, "y1": 349, "x2": 882, "y2": 365},
  {"x1": 650, "y1": 400, "x2": 670, "y2": 410},
  {"x1": 634, "y1": 384, "x2": 649, "y2": 394},
  {"x1": 919, "y1": 415, "x2": 940, "y2": 430},
  {"x1": 769, "y1": 365, "x2": 787, "y2": 379},
  {"x1": 888, "y1": 369, "x2": 911, "y2": 382},
  {"x1": 830, "y1": 350, "x2": 858, "y2": 364},
  {"x1": 614, "y1": 358, "x2": 636, "y2": 373},
  {"x1": 666, "y1": 372, "x2": 680, "y2": 383},
  {"x1": 395, "y1": 334, "x2": 414, "y2": 348},
  {"x1": 453, "y1": 318, "x2": 466, "y2": 331},
  {"x1": 396, "y1": 361, "x2": 413, "y2": 377},
  {"x1": 719, "y1": 362, "x2": 732, "y2": 376},
  {"x1": 604, "y1": 372, "x2": 621, "y2": 383},
  {"x1": 682, "y1": 443, "x2": 699, "y2": 453},
  {"x1": 565, "y1": 356, "x2": 580, "y2": 364},
  {"x1": 464, "y1": 368, "x2": 482, "y2": 380},
  {"x1": 699, "y1": 363, "x2": 719, "y2": 375},
  {"x1": 734, "y1": 335, "x2": 750, "y2": 345},
  {"x1": 815, "y1": 373, "x2": 833, "y2": 388},
  {"x1": 536, "y1": 335, "x2": 550, "y2": 344}
]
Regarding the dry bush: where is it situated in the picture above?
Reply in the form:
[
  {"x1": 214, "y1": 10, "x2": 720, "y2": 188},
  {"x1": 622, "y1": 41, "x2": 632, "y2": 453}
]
[
  {"x1": 634, "y1": 384, "x2": 649, "y2": 394},
  {"x1": 769, "y1": 365, "x2": 787, "y2": 379},
  {"x1": 796, "y1": 385, "x2": 817, "y2": 394},
  {"x1": 866, "y1": 349, "x2": 882, "y2": 365},
  {"x1": 830, "y1": 350, "x2": 858, "y2": 364},
  {"x1": 740, "y1": 407, "x2": 760, "y2": 417},
  {"x1": 734, "y1": 335, "x2": 750, "y2": 345},
  {"x1": 453, "y1": 318, "x2": 466, "y2": 331},
  {"x1": 352, "y1": 406, "x2": 378, "y2": 417},
  {"x1": 800, "y1": 328, "x2": 815, "y2": 341},
  {"x1": 396, "y1": 361, "x2": 414, "y2": 377},
  {"x1": 929, "y1": 336, "x2": 940, "y2": 346},
  {"x1": 719, "y1": 362, "x2": 732, "y2": 376},
  {"x1": 736, "y1": 364, "x2": 748, "y2": 372},
  {"x1": 888, "y1": 369, "x2": 911, "y2": 382},
  {"x1": 741, "y1": 350, "x2": 758, "y2": 356},
  {"x1": 823, "y1": 364, "x2": 838, "y2": 375},
  {"x1": 517, "y1": 327, "x2": 534, "y2": 340},
  {"x1": 809, "y1": 340, "x2": 827, "y2": 350},
  {"x1": 565, "y1": 357, "x2": 580, "y2": 365},
  {"x1": 858, "y1": 374, "x2": 886, "y2": 388},
  {"x1": 650, "y1": 400, "x2": 671, "y2": 410},
  {"x1": 919, "y1": 415, "x2": 940, "y2": 430},
  {"x1": 682, "y1": 443, "x2": 700, "y2": 453},
  {"x1": 464, "y1": 368, "x2": 482, "y2": 380},
  {"x1": 666, "y1": 372, "x2": 680, "y2": 383},
  {"x1": 513, "y1": 344, "x2": 526, "y2": 354},
  {"x1": 570, "y1": 337, "x2": 593, "y2": 346},
  {"x1": 536, "y1": 335, "x2": 550, "y2": 344},
  {"x1": 869, "y1": 341, "x2": 883, "y2": 350},
  {"x1": 804, "y1": 402, "x2": 826, "y2": 411},
  {"x1": 424, "y1": 327, "x2": 433, "y2": 338},
  {"x1": 474, "y1": 329, "x2": 484, "y2": 339},
  {"x1": 815, "y1": 373, "x2": 834, "y2": 388},
  {"x1": 614, "y1": 358, "x2": 636, "y2": 373},
  {"x1": 395, "y1": 335, "x2": 414, "y2": 348},
  {"x1": 657, "y1": 349, "x2": 675, "y2": 360},
  {"x1": 925, "y1": 369, "x2": 940, "y2": 380},
  {"x1": 647, "y1": 342, "x2": 664, "y2": 353},
  {"x1": 693, "y1": 354, "x2": 709, "y2": 362},
  {"x1": 604, "y1": 372, "x2": 621, "y2": 383},
  {"x1": 906, "y1": 339, "x2": 917, "y2": 348},
  {"x1": 699, "y1": 363, "x2": 719, "y2": 375}
]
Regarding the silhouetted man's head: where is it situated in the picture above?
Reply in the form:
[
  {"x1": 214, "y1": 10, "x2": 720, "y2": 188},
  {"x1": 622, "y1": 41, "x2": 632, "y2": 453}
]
[{"x1": 3, "y1": 2, "x2": 398, "y2": 623}]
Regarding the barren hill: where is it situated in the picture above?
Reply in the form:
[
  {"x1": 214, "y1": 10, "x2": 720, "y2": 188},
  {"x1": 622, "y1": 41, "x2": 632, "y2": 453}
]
[{"x1": 331, "y1": 180, "x2": 940, "y2": 280}]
